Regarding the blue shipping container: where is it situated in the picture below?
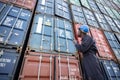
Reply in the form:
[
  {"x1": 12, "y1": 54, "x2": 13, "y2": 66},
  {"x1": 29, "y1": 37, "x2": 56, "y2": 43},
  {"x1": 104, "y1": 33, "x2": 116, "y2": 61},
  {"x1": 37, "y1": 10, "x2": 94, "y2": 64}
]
[
  {"x1": 36, "y1": 0, "x2": 54, "y2": 15},
  {"x1": 83, "y1": 8, "x2": 99, "y2": 28},
  {"x1": 94, "y1": 12, "x2": 112, "y2": 31},
  {"x1": 55, "y1": 0, "x2": 71, "y2": 21},
  {"x1": 104, "y1": 15, "x2": 120, "y2": 33},
  {"x1": 28, "y1": 14, "x2": 54, "y2": 52},
  {"x1": 71, "y1": 5, "x2": 87, "y2": 24},
  {"x1": 100, "y1": 60, "x2": 120, "y2": 80},
  {"x1": 55, "y1": 17, "x2": 76, "y2": 54},
  {"x1": 104, "y1": 31, "x2": 120, "y2": 61},
  {"x1": 0, "y1": 2, "x2": 32, "y2": 47},
  {"x1": 0, "y1": 49, "x2": 20, "y2": 80}
]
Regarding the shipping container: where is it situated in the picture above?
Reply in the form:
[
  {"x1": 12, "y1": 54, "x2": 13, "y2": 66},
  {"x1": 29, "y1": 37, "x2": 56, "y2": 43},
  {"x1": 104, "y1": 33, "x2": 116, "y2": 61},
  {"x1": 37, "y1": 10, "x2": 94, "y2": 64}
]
[
  {"x1": 55, "y1": 0, "x2": 71, "y2": 21},
  {"x1": 0, "y1": 48, "x2": 20, "y2": 80},
  {"x1": 95, "y1": 2, "x2": 109, "y2": 15},
  {"x1": 0, "y1": 0, "x2": 36, "y2": 10},
  {"x1": 70, "y1": 5, "x2": 87, "y2": 24},
  {"x1": 87, "y1": 0, "x2": 100, "y2": 12},
  {"x1": 55, "y1": 55, "x2": 82, "y2": 80},
  {"x1": 104, "y1": 15, "x2": 120, "y2": 33},
  {"x1": 83, "y1": 8, "x2": 99, "y2": 28},
  {"x1": 112, "y1": 19, "x2": 120, "y2": 30},
  {"x1": 100, "y1": 60, "x2": 120, "y2": 80},
  {"x1": 110, "y1": 2, "x2": 120, "y2": 13},
  {"x1": 28, "y1": 14, "x2": 54, "y2": 52},
  {"x1": 0, "y1": 3, "x2": 32, "y2": 48},
  {"x1": 90, "y1": 28, "x2": 116, "y2": 60},
  {"x1": 19, "y1": 52, "x2": 82, "y2": 80},
  {"x1": 111, "y1": 8, "x2": 120, "y2": 20},
  {"x1": 35, "y1": 0, "x2": 54, "y2": 15},
  {"x1": 55, "y1": 17, "x2": 76, "y2": 54},
  {"x1": 80, "y1": 0, "x2": 91, "y2": 10},
  {"x1": 115, "y1": 33, "x2": 120, "y2": 43},
  {"x1": 94, "y1": 12, "x2": 112, "y2": 31},
  {"x1": 19, "y1": 53, "x2": 55, "y2": 80},
  {"x1": 104, "y1": 31, "x2": 120, "y2": 62},
  {"x1": 104, "y1": 6, "x2": 117, "y2": 19},
  {"x1": 69, "y1": 0, "x2": 80, "y2": 6}
]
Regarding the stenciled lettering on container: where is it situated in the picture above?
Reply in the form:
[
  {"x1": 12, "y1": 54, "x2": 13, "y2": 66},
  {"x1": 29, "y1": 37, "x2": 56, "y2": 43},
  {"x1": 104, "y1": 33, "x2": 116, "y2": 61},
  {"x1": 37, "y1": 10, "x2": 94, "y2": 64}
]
[{"x1": 0, "y1": 58, "x2": 15, "y2": 67}]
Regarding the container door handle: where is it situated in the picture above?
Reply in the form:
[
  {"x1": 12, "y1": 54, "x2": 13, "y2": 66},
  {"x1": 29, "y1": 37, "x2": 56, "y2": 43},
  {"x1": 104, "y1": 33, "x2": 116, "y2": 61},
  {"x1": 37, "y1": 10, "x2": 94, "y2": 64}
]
[
  {"x1": 38, "y1": 55, "x2": 42, "y2": 80},
  {"x1": 67, "y1": 56, "x2": 71, "y2": 80},
  {"x1": 50, "y1": 56, "x2": 52, "y2": 80},
  {"x1": 58, "y1": 55, "x2": 61, "y2": 80}
]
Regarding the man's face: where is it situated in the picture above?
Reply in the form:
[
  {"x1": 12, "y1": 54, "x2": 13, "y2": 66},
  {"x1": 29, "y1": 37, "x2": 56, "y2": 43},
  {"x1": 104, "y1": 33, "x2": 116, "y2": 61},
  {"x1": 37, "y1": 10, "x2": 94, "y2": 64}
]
[{"x1": 78, "y1": 30, "x2": 82, "y2": 37}]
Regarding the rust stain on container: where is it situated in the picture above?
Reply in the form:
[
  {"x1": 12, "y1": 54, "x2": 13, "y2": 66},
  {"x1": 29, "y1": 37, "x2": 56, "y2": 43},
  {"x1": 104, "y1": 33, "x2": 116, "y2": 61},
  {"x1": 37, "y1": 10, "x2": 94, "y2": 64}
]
[
  {"x1": 56, "y1": 55, "x2": 82, "y2": 80},
  {"x1": 90, "y1": 27, "x2": 116, "y2": 61}
]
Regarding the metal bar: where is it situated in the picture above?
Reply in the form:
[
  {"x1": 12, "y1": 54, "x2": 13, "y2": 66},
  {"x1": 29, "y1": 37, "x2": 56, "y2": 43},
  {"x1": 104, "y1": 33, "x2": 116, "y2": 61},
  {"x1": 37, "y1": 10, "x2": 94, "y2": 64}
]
[
  {"x1": 4, "y1": 8, "x2": 23, "y2": 45},
  {"x1": 67, "y1": 56, "x2": 70, "y2": 80},
  {"x1": 58, "y1": 55, "x2": 61, "y2": 80},
  {"x1": 0, "y1": 5, "x2": 13, "y2": 25},
  {"x1": 50, "y1": 56, "x2": 52, "y2": 80},
  {"x1": 38, "y1": 55, "x2": 42, "y2": 80}
]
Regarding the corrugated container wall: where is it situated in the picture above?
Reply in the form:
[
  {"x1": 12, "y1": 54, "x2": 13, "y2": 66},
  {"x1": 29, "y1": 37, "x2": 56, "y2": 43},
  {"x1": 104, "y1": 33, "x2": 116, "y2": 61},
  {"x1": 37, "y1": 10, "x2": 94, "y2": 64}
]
[{"x1": 0, "y1": 2, "x2": 32, "y2": 48}]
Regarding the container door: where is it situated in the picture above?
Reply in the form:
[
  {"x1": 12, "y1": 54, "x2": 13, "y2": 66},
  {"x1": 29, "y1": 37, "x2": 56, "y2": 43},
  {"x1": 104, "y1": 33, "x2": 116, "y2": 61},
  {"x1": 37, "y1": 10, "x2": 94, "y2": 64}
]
[
  {"x1": 28, "y1": 14, "x2": 53, "y2": 52},
  {"x1": 19, "y1": 54, "x2": 54, "y2": 80},
  {"x1": 56, "y1": 56, "x2": 82, "y2": 80},
  {"x1": 83, "y1": 8, "x2": 99, "y2": 28},
  {"x1": 55, "y1": 17, "x2": 76, "y2": 54},
  {"x1": 0, "y1": 49, "x2": 19, "y2": 80},
  {"x1": 71, "y1": 5, "x2": 86, "y2": 24},
  {"x1": 36, "y1": 0, "x2": 54, "y2": 15},
  {"x1": 55, "y1": 0, "x2": 71, "y2": 20}
]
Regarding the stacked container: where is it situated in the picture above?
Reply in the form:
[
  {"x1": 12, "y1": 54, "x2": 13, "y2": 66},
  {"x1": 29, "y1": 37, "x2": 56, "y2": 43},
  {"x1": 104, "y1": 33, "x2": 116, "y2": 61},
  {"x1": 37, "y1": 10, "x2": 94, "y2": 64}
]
[
  {"x1": 18, "y1": 0, "x2": 83, "y2": 80},
  {"x1": 0, "y1": 0, "x2": 36, "y2": 80},
  {"x1": 0, "y1": 0, "x2": 120, "y2": 80}
]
